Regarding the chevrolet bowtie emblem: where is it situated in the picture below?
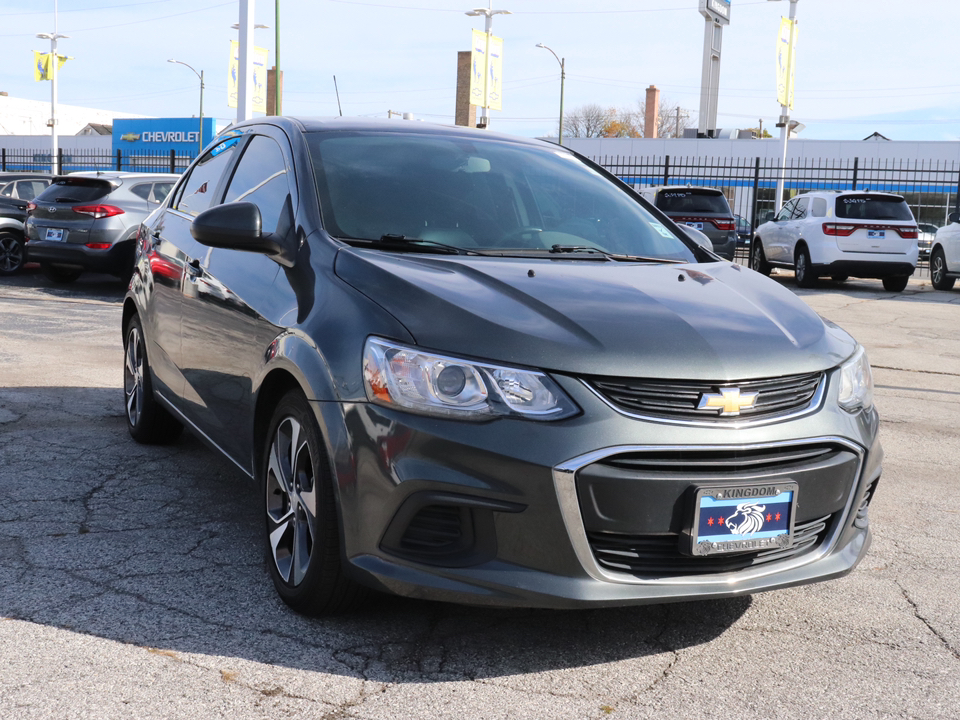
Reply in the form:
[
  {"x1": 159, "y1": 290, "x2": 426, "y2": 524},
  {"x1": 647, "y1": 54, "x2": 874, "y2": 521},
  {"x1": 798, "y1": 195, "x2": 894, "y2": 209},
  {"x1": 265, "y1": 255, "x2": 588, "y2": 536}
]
[{"x1": 698, "y1": 387, "x2": 759, "y2": 416}]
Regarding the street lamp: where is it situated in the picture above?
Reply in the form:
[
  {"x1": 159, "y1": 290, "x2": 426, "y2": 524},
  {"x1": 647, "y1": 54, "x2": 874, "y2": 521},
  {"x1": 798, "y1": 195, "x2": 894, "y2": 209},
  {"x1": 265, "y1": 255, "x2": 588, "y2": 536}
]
[
  {"x1": 536, "y1": 43, "x2": 565, "y2": 146},
  {"x1": 769, "y1": 0, "x2": 799, "y2": 211},
  {"x1": 36, "y1": 29, "x2": 69, "y2": 174},
  {"x1": 465, "y1": 3, "x2": 511, "y2": 129},
  {"x1": 168, "y1": 59, "x2": 205, "y2": 156}
]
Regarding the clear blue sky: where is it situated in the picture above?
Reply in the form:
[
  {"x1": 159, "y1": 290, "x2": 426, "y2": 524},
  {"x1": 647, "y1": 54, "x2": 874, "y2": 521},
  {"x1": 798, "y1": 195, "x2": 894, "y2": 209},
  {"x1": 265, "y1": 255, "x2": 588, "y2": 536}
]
[{"x1": 2, "y1": 0, "x2": 957, "y2": 142}]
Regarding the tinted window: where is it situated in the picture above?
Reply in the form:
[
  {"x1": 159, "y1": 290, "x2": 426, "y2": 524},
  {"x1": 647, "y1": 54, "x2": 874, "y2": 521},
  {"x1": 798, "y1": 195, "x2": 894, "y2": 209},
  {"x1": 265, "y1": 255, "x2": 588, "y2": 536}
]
[
  {"x1": 307, "y1": 132, "x2": 697, "y2": 262},
  {"x1": 130, "y1": 184, "x2": 152, "y2": 201},
  {"x1": 656, "y1": 189, "x2": 731, "y2": 214},
  {"x1": 153, "y1": 182, "x2": 174, "y2": 203},
  {"x1": 836, "y1": 194, "x2": 913, "y2": 221},
  {"x1": 793, "y1": 197, "x2": 809, "y2": 219},
  {"x1": 223, "y1": 135, "x2": 291, "y2": 234},
  {"x1": 0, "y1": 183, "x2": 11, "y2": 198},
  {"x1": 37, "y1": 178, "x2": 111, "y2": 204},
  {"x1": 175, "y1": 138, "x2": 240, "y2": 217},
  {"x1": 19, "y1": 181, "x2": 49, "y2": 200}
]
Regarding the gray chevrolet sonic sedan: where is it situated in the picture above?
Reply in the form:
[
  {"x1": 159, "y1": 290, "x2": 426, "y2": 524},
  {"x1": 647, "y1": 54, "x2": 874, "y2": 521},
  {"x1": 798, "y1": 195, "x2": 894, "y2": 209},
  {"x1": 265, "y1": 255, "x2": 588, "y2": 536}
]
[{"x1": 123, "y1": 118, "x2": 880, "y2": 615}]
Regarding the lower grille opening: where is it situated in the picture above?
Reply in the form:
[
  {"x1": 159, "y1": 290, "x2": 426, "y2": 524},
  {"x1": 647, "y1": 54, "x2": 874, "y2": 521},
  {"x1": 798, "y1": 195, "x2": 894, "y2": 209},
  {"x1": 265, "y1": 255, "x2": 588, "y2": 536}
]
[
  {"x1": 855, "y1": 478, "x2": 879, "y2": 529},
  {"x1": 399, "y1": 504, "x2": 469, "y2": 556},
  {"x1": 587, "y1": 513, "x2": 834, "y2": 577}
]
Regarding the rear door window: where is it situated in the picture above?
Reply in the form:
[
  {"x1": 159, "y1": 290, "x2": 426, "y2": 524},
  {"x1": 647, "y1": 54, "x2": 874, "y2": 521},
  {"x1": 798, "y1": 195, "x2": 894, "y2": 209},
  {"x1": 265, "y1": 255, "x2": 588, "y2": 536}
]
[
  {"x1": 836, "y1": 194, "x2": 913, "y2": 221},
  {"x1": 656, "y1": 189, "x2": 730, "y2": 214},
  {"x1": 38, "y1": 178, "x2": 112, "y2": 204}
]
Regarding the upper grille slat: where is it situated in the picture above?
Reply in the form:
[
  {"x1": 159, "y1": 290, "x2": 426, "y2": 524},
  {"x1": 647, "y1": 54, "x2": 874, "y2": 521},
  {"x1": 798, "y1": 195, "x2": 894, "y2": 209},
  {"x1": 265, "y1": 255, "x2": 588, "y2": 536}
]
[{"x1": 589, "y1": 371, "x2": 824, "y2": 423}]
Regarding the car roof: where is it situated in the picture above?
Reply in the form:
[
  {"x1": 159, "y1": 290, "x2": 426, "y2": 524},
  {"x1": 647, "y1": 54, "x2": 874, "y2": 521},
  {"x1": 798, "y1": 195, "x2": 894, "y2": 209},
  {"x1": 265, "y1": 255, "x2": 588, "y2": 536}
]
[
  {"x1": 642, "y1": 185, "x2": 725, "y2": 194},
  {"x1": 218, "y1": 115, "x2": 556, "y2": 150},
  {"x1": 64, "y1": 171, "x2": 180, "y2": 181}
]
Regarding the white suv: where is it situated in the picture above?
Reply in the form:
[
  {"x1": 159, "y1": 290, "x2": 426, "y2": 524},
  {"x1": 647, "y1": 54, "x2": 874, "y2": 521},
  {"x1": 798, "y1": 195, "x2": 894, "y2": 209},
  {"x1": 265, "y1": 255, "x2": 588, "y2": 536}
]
[
  {"x1": 751, "y1": 190, "x2": 919, "y2": 292},
  {"x1": 930, "y1": 212, "x2": 960, "y2": 291}
]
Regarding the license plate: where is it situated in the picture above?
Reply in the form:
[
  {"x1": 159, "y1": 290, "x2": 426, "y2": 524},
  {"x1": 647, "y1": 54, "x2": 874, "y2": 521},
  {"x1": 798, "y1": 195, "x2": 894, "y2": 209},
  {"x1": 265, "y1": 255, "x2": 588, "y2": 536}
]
[
  {"x1": 685, "y1": 222, "x2": 704, "y2": 230},
  {"x1": 688, "y1": 482, "x2": 797, "y2": 556},
  {"x1": 44, "y1": 228, "x2": 65, "y2": 242},
  {"x1": 866, "y1": 230, "x2": 885, "y2": 240}
]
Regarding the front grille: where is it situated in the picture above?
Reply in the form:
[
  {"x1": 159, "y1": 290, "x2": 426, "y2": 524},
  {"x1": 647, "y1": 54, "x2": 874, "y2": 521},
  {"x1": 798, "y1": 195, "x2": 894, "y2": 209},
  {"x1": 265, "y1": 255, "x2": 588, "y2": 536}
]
[
  {"x1": 587, "y1": 514, "x2": 833, "y2": 577},
  {"x1": 588, "y1": 371, "x2": 824, "y2": 422},
  {"x1": 596, "y1": 444, "x2": 838, "y2": 474}
]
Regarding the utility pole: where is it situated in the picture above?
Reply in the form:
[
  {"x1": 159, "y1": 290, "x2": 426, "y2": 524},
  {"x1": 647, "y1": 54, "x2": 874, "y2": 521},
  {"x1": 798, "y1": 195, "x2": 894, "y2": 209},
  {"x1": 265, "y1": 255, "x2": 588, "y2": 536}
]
[
  {"x1": 774, "y1": 0, "x2": 799, "y2": 210},
  {"x1": 676, "y1": 107, "x2": 681, "y2": 138}
]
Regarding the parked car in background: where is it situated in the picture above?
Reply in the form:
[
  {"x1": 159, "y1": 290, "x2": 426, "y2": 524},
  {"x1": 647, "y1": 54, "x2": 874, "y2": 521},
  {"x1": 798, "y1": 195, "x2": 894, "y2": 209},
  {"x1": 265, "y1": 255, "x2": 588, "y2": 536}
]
[
  {"x1": 637, "y1": 186, "x2": 738, "y2": 260},
  {"x1": 0, "y1": 173, "x2": 52, "y2": 276},
  {"x1": 930, "y1": 213, "x2": 960, "y2": 290},
  {"x1": 751, "y1": 190, "x2": 919, "y2": 291},
  {"x1": 917, "y1": 222, "x2": 938, "y2": 260},
  {"x1": 123, "y1": 117, "x2": 881, "y2": 616},
  {"x1": 734, "y1": 213, "x2": 753, "y2": 245},
  {"x1": 24, "y1": 171, "x2": 177, "y2": 283}
]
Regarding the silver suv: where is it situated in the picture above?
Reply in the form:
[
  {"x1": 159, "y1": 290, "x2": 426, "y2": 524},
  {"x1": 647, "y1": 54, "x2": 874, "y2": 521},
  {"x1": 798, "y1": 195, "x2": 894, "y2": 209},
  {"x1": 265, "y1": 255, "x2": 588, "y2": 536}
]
[
  {"x1": 25, "y1": 171, "x2": 177, "y2": 283},
  {"x1": 751, "y1": 190, "x2": 919, "y2": 292}
]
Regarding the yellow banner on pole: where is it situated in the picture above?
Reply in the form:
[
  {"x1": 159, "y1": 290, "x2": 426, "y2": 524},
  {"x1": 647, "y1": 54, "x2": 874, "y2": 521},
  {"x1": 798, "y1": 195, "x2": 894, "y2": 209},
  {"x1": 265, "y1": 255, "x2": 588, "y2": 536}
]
[
  {"x1": 468, "y1": 29, "x2": 504, "y2": 111},
  {"x1": 469, "y1": 29, "x2": 486, "y2": 108},
  {"x1": 228, "y1": 40, "x2": 269, "y2": 113},
  {"x1": 776, "y1": 17, "x2": 797, "y2": 109},
  {"x1": 33, "y1": 51, "x2": 67, "y2": 82},
  {"x1": 487, "y1": 35, "x2": 503, "y2": 111}
]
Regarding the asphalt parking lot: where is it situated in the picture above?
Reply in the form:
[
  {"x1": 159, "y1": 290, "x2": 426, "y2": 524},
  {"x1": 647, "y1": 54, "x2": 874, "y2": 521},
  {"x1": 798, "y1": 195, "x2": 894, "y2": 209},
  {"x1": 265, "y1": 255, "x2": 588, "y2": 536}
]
[{"x1": 1, "y1": 266, "x2": 959, "y2": 720}]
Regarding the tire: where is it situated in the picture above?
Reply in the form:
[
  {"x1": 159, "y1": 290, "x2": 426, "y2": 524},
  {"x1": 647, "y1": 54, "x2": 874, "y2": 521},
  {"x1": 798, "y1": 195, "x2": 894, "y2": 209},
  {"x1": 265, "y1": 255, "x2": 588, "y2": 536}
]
[
  {"x1": 930, "y1": 248, "x2": 956, "y2": 291},
  {"x1": 750, "y1": 238, "x2": 771, "y2": 276},
  {"x1": 40, "y1": 262, "x2": 82, "y2": 284},
  {"x1": 262, "y1": 390, "x2": 368, "y2": 615},
  {"x1": 882, "y1": 275, "x2": 909, "y2": 293},
  {"x1": 794, "y1": 246, "x2": 817, "y2": 288},
  {"x1": 0, "y1": 231, "x2": 25, "y2": 276},
  {"x1": 123, "y1": 315, "x2": 183, "y2": 444}
]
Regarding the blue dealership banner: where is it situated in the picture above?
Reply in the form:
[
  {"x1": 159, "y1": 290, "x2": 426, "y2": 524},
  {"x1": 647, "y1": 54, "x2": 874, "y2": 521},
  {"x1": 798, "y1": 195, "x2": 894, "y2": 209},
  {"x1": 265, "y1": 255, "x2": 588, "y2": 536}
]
[{"x1": 112, "y1": 117, "x2": 216, "y2": 157}]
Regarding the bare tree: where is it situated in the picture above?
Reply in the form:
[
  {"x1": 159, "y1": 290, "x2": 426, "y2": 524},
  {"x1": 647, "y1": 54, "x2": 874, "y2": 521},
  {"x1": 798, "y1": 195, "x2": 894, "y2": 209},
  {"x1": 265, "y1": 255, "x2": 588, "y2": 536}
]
[{"x1": 562, "y1": 104, "x2": 610, "y2": 138}]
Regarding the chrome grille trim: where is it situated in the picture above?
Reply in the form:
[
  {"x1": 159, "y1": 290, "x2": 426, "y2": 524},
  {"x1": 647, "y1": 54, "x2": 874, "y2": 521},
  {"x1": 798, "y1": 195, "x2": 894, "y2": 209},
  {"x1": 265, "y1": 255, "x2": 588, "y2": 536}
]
[
  {"x1": 583, "y1": 371, "x2": 826, "y2": 428},
  {"x1": 552, "y1": 438, "x2": 865, "y2": 587}
]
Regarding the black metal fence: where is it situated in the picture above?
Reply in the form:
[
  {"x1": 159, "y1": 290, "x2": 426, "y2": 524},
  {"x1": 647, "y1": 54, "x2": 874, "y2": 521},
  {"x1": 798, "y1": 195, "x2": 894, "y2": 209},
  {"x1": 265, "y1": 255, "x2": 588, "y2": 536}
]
[
  {"x1": 595, "y1": 155, "x2": 960, "y2": 233},
  {"x1": 0, "y1": 147, "x2": 196, "y2": 175}
]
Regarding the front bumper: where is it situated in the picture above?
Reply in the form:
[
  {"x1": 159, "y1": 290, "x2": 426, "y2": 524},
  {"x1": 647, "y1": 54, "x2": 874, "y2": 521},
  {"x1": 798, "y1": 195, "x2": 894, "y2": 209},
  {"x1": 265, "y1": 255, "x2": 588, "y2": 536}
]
[
  {"x1": 324, "y1": 371, "x2": 881, "y2": 608},
  {"x1": 810, "y1": 259, "x2": 915, "y2": 279}
]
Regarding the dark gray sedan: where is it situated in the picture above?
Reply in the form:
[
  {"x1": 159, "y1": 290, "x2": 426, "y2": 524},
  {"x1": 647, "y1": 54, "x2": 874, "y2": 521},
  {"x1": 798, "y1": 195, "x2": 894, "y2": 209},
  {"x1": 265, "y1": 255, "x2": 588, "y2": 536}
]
[{"x1": 123, "y1": 118, "x2": 881, "y2": 615}]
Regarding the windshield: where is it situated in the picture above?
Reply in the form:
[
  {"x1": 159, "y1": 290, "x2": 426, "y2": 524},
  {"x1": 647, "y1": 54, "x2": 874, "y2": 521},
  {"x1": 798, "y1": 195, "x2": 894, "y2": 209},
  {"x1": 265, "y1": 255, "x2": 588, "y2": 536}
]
[
  {"x1": 306, "y1": 132, "x2": 697, "y2": 263},
  {"x1": 835, "y1": 194, "x2": 914, "y2": 221},
  {"x1": 656, "y1": 189, "x2": 731, "y2": 214}
]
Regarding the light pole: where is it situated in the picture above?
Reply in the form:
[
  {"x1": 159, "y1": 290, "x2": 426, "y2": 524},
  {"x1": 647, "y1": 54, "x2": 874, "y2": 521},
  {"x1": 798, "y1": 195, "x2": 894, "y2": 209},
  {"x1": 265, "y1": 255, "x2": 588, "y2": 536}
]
[
  {"x1": 771, "y1": 0, "x2": 799, "y2": 210},
  {"x1": 536, "y1": 44, "x2": 564, "y2": 146},
  {"x1": 168, "y1": 59, "x2": 205, "y2": 156},
  {"x1": 36, "y1": 0, "x2": 68, "y2": 175},
  {"x1": 465, "y1": 2, "x2": 510, "y2": 129}
]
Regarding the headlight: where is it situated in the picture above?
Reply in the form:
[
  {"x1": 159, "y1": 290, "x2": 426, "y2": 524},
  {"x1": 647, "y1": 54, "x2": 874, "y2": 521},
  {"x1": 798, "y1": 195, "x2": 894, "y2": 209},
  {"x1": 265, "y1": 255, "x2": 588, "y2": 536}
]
[
  {"x1": 837, "y1": 346, "x2": 874, "y2": 412},
  {"x1": 362, "y1": 337, "x2": 578, "y2": 420}
]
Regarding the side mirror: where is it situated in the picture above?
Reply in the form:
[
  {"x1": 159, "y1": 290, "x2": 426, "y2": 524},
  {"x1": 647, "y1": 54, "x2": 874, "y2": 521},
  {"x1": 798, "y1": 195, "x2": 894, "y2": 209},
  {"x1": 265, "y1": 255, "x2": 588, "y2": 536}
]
[
  {"x1": 763, "y1": 212, "x2": 776, "y2": 224},
  {"x1": 680, "y1": 224, "x2": 714, "y2": 252},
  {"x1": 950, "y1": 211, "x2": 960, "y2": 225},
  {"x1": 191, "y1": 201, "x2": 285, "y2": 258}
]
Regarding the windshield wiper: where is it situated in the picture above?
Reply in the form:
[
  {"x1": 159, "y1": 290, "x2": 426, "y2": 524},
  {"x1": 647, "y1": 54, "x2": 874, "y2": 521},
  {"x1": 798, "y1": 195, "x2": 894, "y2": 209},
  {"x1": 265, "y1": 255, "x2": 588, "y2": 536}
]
[
  {"x1": 548, "y1": 244, "x2": 684, "y2": 264},
  {"x1": 338, "y1": 234, "x2": 487, "y2": 256}
]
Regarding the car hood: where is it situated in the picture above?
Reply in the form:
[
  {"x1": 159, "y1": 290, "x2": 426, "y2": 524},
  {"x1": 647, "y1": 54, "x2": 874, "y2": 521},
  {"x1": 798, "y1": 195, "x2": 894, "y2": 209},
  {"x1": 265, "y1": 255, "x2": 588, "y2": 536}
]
[{"x1": 334, "y1": 249, "x2": 856, "y2": 380}]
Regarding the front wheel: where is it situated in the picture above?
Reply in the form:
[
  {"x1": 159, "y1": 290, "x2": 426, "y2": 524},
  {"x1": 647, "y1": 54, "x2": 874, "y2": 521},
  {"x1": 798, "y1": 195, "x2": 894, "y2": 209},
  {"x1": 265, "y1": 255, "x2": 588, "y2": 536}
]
[
  {"x1": 930, "y1": 248, "x2": 955, "y2": 291},
  {"x1": 882, "y1": 275, "x2": 909, "y2": 293},
  {"x1": 794, "y1": 246, "x2": 817, "y2": 288},
  {"x1": 0, "y1": 232, "x2": 25, "y2": 276},
  {"x1": 262, "y1": 391, "x2": 368, "y2": 615},
  {"x1": 750, "y1": 238, "x2": 771, "y2": 276}
]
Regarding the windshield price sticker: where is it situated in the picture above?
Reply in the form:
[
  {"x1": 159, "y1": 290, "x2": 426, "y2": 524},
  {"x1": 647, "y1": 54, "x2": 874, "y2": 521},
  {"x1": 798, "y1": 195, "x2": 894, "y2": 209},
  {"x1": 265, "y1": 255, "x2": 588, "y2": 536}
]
[{"x1": 650, "y1": 222, "x2": 675, "y2": 238}]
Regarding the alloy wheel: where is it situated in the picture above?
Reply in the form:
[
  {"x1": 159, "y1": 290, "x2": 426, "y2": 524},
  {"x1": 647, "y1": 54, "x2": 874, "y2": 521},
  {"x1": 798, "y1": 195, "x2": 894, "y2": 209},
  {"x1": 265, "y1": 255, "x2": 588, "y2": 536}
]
[
  {"x1": 932, "y1": 254, "x2": 944, "y2": 285},
  {"x1": 124, "y1": 325, "x2": 145, "y2": 428},
  {"x1": 265, "y1": 417, "x2": 317, "y2": 586},
  {"x1": 0, "y1": 235, "x2": 23, "y2": 274}
]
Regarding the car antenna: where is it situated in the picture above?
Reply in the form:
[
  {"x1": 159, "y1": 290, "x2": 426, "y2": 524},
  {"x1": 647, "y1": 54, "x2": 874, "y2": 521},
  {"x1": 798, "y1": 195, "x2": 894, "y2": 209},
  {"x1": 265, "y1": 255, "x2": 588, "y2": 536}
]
[{"x1": 333, "y1": 75, "x2": 343, "y2": 116}]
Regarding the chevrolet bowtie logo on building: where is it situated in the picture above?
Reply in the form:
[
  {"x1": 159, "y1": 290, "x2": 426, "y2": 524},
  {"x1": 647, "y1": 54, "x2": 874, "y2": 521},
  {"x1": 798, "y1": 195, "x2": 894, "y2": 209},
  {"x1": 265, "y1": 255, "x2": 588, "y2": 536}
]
[
  {"x1": 120, "y1": 133, "x2": 140, "y2": 142},
  {"x1": 698, "y1": 387, "x2": 759, "y2": 416}
]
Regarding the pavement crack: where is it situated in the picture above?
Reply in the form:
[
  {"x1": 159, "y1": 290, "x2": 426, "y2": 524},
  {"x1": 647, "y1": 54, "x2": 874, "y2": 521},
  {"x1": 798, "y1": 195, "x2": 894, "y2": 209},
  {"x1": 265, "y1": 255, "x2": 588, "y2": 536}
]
[{"x1": 897, "y1": 581, "x2": 960, "y2": 661}]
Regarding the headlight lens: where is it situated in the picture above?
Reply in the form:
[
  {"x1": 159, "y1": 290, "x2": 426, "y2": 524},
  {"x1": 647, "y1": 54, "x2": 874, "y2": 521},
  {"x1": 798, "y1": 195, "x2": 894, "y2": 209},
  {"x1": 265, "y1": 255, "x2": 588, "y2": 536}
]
[
  {"x1": 362, "y1": 337, "x2": 578, "y2": 420},
  {"x1": 837, "y1": 346, "x2": 874, "y2": 412}
]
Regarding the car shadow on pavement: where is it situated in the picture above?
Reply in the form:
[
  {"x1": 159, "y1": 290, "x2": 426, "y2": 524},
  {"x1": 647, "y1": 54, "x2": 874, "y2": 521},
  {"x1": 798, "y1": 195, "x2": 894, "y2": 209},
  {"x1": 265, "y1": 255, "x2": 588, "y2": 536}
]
[{"x1": 0, "y1": 386, "x2": 751, "y2": 683}]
